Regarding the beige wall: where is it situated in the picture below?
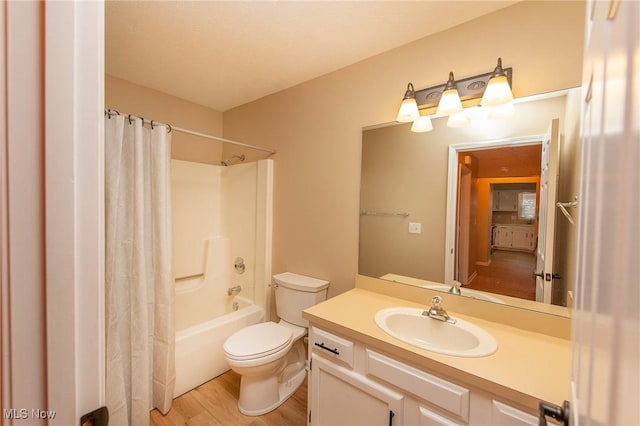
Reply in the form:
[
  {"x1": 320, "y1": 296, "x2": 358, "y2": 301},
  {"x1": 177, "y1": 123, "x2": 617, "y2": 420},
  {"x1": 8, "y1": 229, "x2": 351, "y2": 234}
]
[
  {"x1": 105, "y1": 75, "x2": 224, "y2": 164},
  {"x1": 222, "y1": 1, "x2": 585, "y2": 297}
]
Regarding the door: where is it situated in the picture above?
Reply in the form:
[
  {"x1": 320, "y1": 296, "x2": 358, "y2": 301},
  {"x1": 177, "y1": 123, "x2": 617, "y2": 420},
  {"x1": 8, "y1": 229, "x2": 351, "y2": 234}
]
[
  {"x1": 310, "y1": 354, "x2": 404, "y2": 426},
  {"x1": 455, "y1": 165, "x2": 471, "y2": 285},
  {"x1": 535, "y1": 119, "x2": 560, "y2": 303},
  {"x1": 568, "y1": 1, "x2": 639, "y2": 425}
]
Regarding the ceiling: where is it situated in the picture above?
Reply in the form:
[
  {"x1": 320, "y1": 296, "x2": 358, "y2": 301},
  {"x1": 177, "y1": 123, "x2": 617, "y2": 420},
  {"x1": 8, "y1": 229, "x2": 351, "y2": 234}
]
[
  {"x1": 105, "y1": 1, "x2": 518, "y2": 112},
  {"x1": 463, "y1": 145, "x2": 542, "y2": 178}
]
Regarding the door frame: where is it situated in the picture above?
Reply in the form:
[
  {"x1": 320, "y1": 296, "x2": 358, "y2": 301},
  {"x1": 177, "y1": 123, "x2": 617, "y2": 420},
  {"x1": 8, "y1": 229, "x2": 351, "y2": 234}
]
[
  {"x1": 44, "y1": 3, "x2": 105, "y2": 423},
  {"x1": 2, "y1": 2, "x2": 105, "y2": 422},
  {"x1": 444, "y1": 135, "x2": 545, "y2": 285},
  {"x1": 455, "y1": 164, "x2": 472, "y2": 284}
]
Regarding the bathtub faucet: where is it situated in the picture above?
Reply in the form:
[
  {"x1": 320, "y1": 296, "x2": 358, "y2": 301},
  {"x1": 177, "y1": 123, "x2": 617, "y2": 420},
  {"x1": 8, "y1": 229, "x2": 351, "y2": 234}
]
[{"x1": 227, "y1": 285, "x2": 242, "y2": 296}]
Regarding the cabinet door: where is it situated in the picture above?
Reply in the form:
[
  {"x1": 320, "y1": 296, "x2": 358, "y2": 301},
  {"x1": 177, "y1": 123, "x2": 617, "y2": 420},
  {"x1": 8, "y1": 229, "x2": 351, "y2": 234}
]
[
  {"x1": 493, "y1": 190, "x2": 501, "y2": 210},
  {"x1": 511, "y1": 229, "x2": 532, "y2": 250},
  {"x1": 310, "y1": 354, "x2": 404, "y2": 426},
  {"x1": 500, "y1": 190, "x2": 518, "y2": 211},
  {"x1": 418, "y1": 406, "x2": 463, "y2": 426},
  {"x1": 495, "y1": 227, "x2": 512, "y2": 248},
  {"x1": 494, "y1": 190, "x2": 518, "y2": 211}
]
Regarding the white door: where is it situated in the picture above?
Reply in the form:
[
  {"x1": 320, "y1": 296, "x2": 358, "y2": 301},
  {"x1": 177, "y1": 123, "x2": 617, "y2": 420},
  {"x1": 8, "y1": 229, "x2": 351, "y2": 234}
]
[
  {"x1": 310, "y1": 354, "x2": 404, "y2": 426},
  {"x1": 569, "y1": 1, "x2": 639, "y2": 425},
  {"x1": 535, "y1": 119, "x2": 560, "y2": 303}
]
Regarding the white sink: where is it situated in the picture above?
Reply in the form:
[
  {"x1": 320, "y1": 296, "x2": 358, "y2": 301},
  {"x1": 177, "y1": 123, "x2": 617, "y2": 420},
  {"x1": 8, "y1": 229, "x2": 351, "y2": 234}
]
[{"x1": 374, "y1": 307, "x2": 498, "y2": 357}]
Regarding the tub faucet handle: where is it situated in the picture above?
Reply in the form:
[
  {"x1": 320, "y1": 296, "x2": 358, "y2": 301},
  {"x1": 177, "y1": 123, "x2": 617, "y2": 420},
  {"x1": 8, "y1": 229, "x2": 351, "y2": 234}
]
[
  {"x1": 234, "y1": 257, "x2": 245, "y2": 274},
  {"x1": 227, "y1": 285, "x2": 242, "y2": 296}
]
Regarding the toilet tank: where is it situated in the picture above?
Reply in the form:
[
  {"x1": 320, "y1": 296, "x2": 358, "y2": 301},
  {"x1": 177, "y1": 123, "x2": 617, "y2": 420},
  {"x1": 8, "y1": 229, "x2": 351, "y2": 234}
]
[{"x1": 273, "y1": 272, "x2": 329, "y2": 327}]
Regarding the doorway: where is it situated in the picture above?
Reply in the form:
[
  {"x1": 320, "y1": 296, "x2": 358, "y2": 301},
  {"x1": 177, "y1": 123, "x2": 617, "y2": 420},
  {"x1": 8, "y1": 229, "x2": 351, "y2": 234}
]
[{"x1": 446, "y1": 140, "x2": 543, "y2": 301}]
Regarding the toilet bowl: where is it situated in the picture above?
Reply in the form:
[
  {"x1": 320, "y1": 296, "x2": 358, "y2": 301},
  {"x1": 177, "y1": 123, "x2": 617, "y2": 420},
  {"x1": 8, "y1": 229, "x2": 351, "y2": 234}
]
[{"x1": 223, "y1": 272, "x2": 329, "y2": 416}]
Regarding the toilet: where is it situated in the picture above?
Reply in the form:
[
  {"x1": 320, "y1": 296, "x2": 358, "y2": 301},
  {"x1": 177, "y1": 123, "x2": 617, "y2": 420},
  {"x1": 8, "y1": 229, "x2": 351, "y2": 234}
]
[{"x1": 223, "y1": 272, "x2": 329, "y2": 416}]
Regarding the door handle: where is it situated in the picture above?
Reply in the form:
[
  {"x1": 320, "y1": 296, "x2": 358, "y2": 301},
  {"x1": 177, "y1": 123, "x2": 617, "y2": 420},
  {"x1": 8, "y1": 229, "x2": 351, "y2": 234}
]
[
  {"x1": 533, "y1": 271, "x2": 544, "y2": 278},
  {"x1": 538, "y1": 400, "x2": 570, "y2": 426}
]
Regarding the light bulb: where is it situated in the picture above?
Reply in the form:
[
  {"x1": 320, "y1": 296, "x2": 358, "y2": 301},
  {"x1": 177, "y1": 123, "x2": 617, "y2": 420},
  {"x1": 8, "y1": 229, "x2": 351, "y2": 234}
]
[{"x1": 411, "y1": 115, "x2": 433, "y2": 132}]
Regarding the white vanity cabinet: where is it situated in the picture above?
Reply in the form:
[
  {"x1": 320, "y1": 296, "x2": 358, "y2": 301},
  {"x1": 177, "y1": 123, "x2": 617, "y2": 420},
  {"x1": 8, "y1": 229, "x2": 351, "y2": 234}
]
[
  {"x1": 308, "y1": 325, "x2": 538, "y2": 426},
  {"x1": 309, "y1": 354, "x2": 404, "y2": 426}
]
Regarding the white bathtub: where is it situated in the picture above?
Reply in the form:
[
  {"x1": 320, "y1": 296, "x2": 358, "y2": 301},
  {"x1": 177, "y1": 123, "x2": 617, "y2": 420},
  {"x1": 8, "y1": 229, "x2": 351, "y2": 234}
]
[{"x1": 174, "y1": 295, "x2": 264, "y2": 397}]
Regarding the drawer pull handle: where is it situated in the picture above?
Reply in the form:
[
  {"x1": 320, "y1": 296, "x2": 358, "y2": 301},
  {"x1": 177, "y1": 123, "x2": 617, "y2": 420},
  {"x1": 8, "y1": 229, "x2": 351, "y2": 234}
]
[{"x1": 314, "y1": 342, "x2": 340, "y2": 355}]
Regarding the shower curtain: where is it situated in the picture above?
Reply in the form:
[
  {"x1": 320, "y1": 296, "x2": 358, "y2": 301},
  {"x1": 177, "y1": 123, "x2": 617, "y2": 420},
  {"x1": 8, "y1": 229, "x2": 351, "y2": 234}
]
[{"x1": 105, "y1": 115, "x2": 175, "y2": 425}]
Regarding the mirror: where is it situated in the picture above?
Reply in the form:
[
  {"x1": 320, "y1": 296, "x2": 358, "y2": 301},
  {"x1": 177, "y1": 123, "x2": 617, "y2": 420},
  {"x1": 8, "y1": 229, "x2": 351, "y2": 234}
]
[{"x1": 360, "y1": 88, "x2": 582, "y2": 316}]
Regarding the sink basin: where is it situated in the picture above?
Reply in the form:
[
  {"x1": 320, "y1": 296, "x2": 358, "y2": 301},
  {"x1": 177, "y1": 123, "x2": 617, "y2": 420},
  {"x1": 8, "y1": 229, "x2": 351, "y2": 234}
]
[{"x1": 374, "y1": 307, "x2": 497, "y2": 357}]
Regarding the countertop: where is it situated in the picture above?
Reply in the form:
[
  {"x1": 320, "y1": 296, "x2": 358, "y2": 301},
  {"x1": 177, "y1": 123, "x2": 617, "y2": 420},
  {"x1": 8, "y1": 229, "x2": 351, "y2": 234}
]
[{"x1": 303, "y1": 288, "x2": 571, "y2": 410}]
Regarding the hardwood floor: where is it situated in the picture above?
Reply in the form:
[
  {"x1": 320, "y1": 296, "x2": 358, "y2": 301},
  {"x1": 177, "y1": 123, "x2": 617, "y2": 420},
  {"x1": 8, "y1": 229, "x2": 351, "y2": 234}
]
[
  {"x1": 150, "y1": 371, "x2": 307, "y2": 426},
  {"x1": 466, "y1": 249, "x2": 536, "y2": 300}
]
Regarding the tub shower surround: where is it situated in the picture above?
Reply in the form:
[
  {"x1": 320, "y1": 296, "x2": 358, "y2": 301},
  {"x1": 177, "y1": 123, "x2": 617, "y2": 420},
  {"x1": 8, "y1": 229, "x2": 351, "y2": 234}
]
[{"x1": 171, "y1": 159, "x2": 273, "y2": 397}]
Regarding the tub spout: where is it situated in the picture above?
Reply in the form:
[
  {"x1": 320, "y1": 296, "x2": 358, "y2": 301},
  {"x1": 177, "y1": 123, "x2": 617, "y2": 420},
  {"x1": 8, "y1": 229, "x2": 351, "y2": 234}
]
[{"x1": 227, "y1": 285, "x2": 242, "y2": 296}]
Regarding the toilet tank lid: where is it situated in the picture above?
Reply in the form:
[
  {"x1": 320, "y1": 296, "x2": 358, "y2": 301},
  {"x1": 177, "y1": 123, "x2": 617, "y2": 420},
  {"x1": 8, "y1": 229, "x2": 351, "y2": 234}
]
[{"x1": 273, "y1": 272, "x2": 329, "y2": 292}]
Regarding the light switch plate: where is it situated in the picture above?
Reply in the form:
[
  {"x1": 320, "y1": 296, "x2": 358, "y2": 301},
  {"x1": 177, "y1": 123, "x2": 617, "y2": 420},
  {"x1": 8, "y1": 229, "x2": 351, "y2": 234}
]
[{"x1": 409, "y1": 222, "x2": 422, "y2": 234}]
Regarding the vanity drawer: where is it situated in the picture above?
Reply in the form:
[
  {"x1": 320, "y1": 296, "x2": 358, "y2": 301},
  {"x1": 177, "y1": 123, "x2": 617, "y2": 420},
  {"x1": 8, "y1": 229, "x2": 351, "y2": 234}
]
[
  {"x1": 310, "y1": 327, "x2": 354, "y2": 368},
  {"x1": 365, "y1": 349, "x2": 470, "y2": 422},
  {"x1": 491, "y1": 400, "x2": 537, "y2": 425}
]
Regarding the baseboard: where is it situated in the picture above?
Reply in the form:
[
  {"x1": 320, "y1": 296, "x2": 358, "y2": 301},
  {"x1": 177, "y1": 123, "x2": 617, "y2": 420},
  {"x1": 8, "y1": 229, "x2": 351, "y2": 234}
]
[{"x1": 476, "y1": 260, "x2": 491, "y2": 266}]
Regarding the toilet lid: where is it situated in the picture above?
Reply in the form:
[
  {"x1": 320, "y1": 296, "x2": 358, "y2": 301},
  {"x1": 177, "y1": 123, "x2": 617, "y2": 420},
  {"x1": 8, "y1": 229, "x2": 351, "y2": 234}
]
[{"x1": 224, "y1": 322, "x2": 293, "y2": 360}]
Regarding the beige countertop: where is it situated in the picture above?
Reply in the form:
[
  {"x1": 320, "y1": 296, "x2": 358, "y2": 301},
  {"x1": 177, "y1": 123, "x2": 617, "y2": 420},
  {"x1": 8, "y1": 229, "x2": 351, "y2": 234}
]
[{"x1": 303, "y1": 288, "x2": 571, "y2": 411}]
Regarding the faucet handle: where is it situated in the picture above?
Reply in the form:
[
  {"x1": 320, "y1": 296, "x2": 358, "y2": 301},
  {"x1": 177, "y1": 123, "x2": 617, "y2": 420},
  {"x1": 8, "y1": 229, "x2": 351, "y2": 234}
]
[
  {"x1": 449, "y1": 280, "x2": 462, "y2": 295},
  {"x1": 431, "y1": 295, "x2": 443, "y2": 309}
]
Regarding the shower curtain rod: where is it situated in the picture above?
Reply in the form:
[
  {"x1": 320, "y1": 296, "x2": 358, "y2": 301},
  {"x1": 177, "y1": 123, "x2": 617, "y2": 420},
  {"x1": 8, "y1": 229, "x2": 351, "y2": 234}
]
[{"x1": 105, "y1": 109, "x2": 277, "y2": 155}]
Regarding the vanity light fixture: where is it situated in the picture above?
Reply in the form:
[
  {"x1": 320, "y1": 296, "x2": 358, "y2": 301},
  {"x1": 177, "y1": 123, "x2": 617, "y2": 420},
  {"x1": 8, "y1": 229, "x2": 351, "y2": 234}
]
[
  {"x1": 396, "y1": 83, "x2": 420, "y2": 122},
  {"x1": 396, "y1": 58, "x2": 513, "y2": 132},
  {"x1": 480, "y1": 58, "x2": 514, "y2": 107},
  {"x1": 436, "y1": 72, "x2": 464, "y2": 116},
  {"x1": 411, "y1": 115, "x2": 433, "y2": 133}
]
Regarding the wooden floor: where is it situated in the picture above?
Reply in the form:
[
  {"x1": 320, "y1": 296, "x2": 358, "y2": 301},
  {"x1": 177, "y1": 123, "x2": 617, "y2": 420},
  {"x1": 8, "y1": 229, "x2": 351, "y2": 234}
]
[
  {"x1": 466, "y1": 249, "x2": 536, "y2": 300},
  {"x1": 150, "y1": 371, "x2": 307, "y2": 426}
]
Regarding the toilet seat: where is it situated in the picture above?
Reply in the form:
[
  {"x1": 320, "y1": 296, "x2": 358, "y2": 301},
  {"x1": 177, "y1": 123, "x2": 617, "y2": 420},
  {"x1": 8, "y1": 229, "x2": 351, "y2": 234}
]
[{"x1": 224, "y1": 322, "x2": 293, "y2": 361}]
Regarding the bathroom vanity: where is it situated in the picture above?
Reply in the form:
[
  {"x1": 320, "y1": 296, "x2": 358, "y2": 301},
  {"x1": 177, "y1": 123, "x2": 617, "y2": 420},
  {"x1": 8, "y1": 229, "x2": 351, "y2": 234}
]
[{"x1": 303, "y1": 280, "x2": 570, "y2": 425}]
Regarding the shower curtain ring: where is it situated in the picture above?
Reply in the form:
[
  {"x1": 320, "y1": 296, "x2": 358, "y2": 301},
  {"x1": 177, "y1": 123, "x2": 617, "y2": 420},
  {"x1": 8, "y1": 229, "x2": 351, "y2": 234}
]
[
  {"x1": 150, "y1": 120, "x2": 155, "y2": 129},
  {"x1": 128, "y1": 114, "x2": 133, "y2": 125},
  {"x1": 167, "y1": 124, "x2": 172, "y2": 134}
]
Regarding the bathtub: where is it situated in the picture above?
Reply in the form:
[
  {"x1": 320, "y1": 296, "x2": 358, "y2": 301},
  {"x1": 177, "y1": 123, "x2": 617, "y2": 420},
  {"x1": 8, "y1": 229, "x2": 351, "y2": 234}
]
[{"x1": 174, "y1": 295, "x2": 264, "y2": 397}]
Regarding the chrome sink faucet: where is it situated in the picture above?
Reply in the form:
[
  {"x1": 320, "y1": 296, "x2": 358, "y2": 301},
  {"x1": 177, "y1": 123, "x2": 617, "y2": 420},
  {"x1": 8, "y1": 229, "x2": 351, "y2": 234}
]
[
  {"x1": 423, "y1": 296, "x2": 457, "y2": 324},
  {"x1": 448, "y1": 280, "x2": 462, "y2": 296}
]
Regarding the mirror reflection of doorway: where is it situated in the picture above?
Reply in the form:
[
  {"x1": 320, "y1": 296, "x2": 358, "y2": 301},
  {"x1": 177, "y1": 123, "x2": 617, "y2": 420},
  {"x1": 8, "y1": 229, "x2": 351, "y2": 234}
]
[{"x1": 454, "y1": 145, "x2": 541, "y2": 301}]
